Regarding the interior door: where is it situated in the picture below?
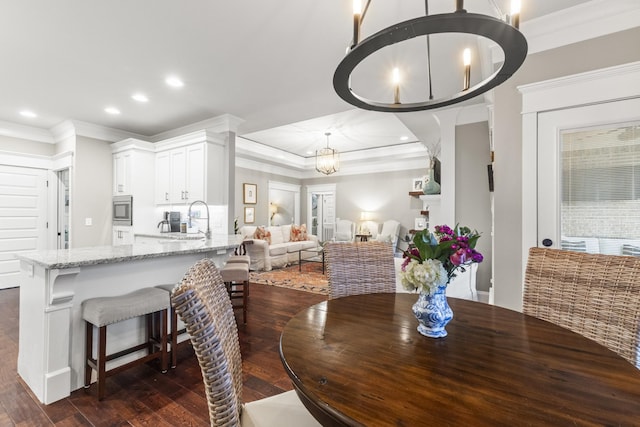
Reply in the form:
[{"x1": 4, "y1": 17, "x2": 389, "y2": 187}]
[
  {"x1": 537, "y1": 97, "x2": 640, "y2": 251},
  {"x1": 0, "y1": 165, "x2": 48, "y2": 288}
]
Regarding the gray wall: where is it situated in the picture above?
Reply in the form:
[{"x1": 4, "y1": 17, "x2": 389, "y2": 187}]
[
  {"x1": 455, "y1": 121, "x2": 492, "y2": 292},
  {"x1": 235, "y1": 167, "x2": 299, "y2": 228},
  {"x1": 0, "y1": 135, "x2": 55, "y2": 156},
  {"x1": 493, "y1": 27, "x2": 640, "y2": 310},
  {"x1": 72, "y1": 136, "x2": 113, "y2": 247},
  {"x1": 302, "y1": 168, "x2": 428, "y2": 245}
]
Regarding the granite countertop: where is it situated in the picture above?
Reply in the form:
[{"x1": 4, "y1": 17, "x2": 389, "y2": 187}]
[
  {"x1": 15, "y1": 234, "x2": 242, "y2": 269},
  {"x1": 135, "y1": 232, "x2": 204, "y2": 240}
]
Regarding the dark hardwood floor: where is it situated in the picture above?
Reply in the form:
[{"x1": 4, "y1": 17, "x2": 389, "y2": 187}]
[{"x1": 0, "y1": 283, "x2": 326, "y2": 426}]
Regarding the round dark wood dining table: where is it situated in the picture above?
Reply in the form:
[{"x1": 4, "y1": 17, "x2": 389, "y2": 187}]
[{"x1": 279, "y1": 293, "x2": 640, "y2": 426}]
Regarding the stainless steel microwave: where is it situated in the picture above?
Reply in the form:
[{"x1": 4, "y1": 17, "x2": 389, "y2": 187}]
[{"x1": 113, "y1": 195, "x2": 133, "y2": 226}]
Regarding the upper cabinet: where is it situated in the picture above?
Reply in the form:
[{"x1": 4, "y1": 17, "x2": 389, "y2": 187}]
[
  {"x1": 113, "y1": 151, "x2": 132, "y2": 194},
  {"x1": 112, "y1": 140, "x2": 155, "y2": 197},
  {"x1": 154, "y1": 131, "x2": 225, "y2": 206},
  {"x1": 155, "y1": 145, "x2": 203, "y2": 204}
]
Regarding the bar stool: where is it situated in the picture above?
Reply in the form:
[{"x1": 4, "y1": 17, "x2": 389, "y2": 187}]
[
  {"x1": 226, "y1": 255, "x2": 251, "y2": 296},
  {"x1": 82, "y1": 287, "x2": 169, "y2": 400},
  {"x1": 220, "y1": 263, "x2": 249, "y2": 323},
  {"x1": 156, "y1": 283, "x2": 185, "y2": 369}
]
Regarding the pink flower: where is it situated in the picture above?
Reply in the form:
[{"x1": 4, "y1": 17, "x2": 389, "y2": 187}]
[{"x1": 449, "y1": 249, "x2": 468, "y2": 266}]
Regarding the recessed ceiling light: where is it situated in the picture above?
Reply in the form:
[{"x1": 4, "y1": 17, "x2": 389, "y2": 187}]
[
  {"x1": 165, "y1": 76, "x2": 184, "y2": 88},
  {"x1": 131, "y1": 93, "x2": 149, "y2": 102},
  {"x1": 400, "y1": 135, "x2": 409, "y2": 141},
  {"x1": 306, "y1": 150, "x2": 313, "y2": 155},
  {"x1": 20, "y1": 110, "x2": 37, "y2": 118},
  {"x1": 104, "y1": 107, "x2": 121, "y2": 115}
]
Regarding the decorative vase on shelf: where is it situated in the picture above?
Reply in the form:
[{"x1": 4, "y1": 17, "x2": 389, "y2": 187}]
[
  {"x1": 412, "y1": 285, "x2": 453, "y2": 338},
  {"x1": 422, "y1": 159, "x2": 441, "y2": 195}
]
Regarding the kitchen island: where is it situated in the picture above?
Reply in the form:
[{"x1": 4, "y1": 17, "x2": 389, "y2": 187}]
[{"x1": 15, "y1": 235, "x2": 240, "y2": 404}]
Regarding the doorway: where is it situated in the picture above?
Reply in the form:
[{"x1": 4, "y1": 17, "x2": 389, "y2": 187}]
[
  {"x1": 521, "y1": 61, "x2": 640, "y2": 287},
  {"x1": 307, "y1": 183, "x2": 336, "y2": 242},
  {"x1": 57, "y1": 169, "x2": 70, "y2": 249},
  {"x1": 536, "y1": 101, "x2": 640, "y2": 253}
]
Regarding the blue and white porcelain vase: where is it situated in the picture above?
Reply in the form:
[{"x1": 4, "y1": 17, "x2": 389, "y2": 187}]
[{"x1": 412, "y1": 285, "x2": 453, "y2": 338}]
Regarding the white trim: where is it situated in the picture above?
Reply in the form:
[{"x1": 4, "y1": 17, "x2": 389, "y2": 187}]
[
  {"x1": 0, "y1": 150, "x2": 53, "y2": 169},
  {"x1": 518, "y1": 61, "x2": 640, "y2": 113},
  {"x1": 150, "y1": 114, "x2": 245, "y2": 142},
  {"x1": 0, "y1": 120, "x2": 54, "y2": 143},
  {"x1": 522, "y1": 0, "x2": 640, "y2": 56},
  {"x1": 154, "y1": 130, "x2": 225, "y2": 152},
  {"x1": 520, "y1": 61, "x2": 640, "y2": 294}
]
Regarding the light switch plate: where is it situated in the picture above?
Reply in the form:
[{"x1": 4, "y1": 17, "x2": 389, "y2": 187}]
[{"x1": 85, "y1": 218, "x2": 92, "y2": 226}]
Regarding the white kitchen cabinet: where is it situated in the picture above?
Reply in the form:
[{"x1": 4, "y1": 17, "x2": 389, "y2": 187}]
[
  {"x1": 112, "y1": 226, "x2": 133, "y2": 245},
  {"x1": 113, "y1": 151, "x2": 132, "y2": 195},
  {"x1": 155, "y1": 133, "x2": 223, "y2": 205}
]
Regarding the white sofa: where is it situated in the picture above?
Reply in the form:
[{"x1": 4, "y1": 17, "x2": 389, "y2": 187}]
[{"x1": 240, "y1": 225, "x2": 319, "y2": 271}]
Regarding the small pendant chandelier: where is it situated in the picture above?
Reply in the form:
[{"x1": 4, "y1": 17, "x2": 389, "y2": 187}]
[{"x1": 316, "y1": 132, "x2": 340, "y2": 175}]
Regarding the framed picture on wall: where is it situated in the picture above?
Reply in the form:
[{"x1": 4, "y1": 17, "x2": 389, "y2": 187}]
[
  {"x1": 412, "y1": 178, "x2": 423, "y2": 192},
  {"x1": 244, "y1": 207, "x2": 255, "y2": 223},
  {"x1": 243, "y1": 183, "x2": 257, "y2": 204}
]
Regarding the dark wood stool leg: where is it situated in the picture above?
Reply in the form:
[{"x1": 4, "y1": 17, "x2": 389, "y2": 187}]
[
  {"x1": 160, "y1": 309, "x2": 168, "y2": 373},
  {"x1": 170, "y1": 306, "x2": 178, "y2": 368},
  {"x1": 242, "y1": 280, "x2": 248, "y2": 324},
  {"x1": 84, "y1": 321, "x2": 93, "y2": 388},
  {"x1": 97, "y1": 325, "x2": 107, "y2": 401}
]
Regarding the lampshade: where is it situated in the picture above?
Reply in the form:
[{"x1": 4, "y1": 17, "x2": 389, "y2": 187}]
[
  {"x1": 333, "y1": 0, "x2": 528, "y2": 112},
  {"x1": 316, "y1": 132, "x2": 340, "y2": 175}
]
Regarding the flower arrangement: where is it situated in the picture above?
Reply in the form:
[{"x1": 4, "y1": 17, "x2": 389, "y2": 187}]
[{"x1": 400, "y1": 224, "x2": 483, "y2": 295}]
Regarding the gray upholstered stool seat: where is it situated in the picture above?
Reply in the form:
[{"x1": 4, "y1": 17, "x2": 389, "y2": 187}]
[
  {"x1": 82, "y1": 287, "x2": 169, "y2": 400},
  {"x1": 155, "y1": 283, "x2": 184, "y2": 369},
  {"x1": 227, "y1": 255, "x2": 250, "y2": 265},
  {"x1": 220, "y1": 263, "x2": 249, "y2": 324}
]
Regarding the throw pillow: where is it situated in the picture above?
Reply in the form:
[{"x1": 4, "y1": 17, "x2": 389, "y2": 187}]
[
  {"x1": 290, "y1": 224, "x2": 308, "y2": 242},
  {"x1": 253, "y1": 226, "x2": 272, "y2": 245}
]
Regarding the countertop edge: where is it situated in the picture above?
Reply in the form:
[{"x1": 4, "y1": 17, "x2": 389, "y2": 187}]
[{"x1": 15, "y1": 238, "x2": 241, "y2": 270}]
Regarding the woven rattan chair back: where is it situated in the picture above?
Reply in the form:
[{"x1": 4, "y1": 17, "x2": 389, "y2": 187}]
[
  {"x1": 523, "y1": 247, "x2": 640, "y2": 368},
  {"x1": 171, "y1": 258, "x2": 243, "y2": 426},
  {"x1": 325, "y1": 241, "x2": 396, "y2": 300}
]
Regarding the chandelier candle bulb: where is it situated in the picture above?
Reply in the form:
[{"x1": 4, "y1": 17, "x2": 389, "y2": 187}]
[
  {"x1": 352, "y1": 0, "x2": 362, "y2": 47},
  {"x1": 463, "y1": 48, "x2": 471, "y2": 91},
  {"x1": 511, "y1": 0, "x2": 521, "y2": 29},
  {"x1": 392, "y1": 67, "x2": 401, "y2": 104}
]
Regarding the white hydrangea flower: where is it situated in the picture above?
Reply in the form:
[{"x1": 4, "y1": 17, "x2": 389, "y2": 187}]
[{"x1": 400, "y1": 259, "x2": 448, "y2": 295}]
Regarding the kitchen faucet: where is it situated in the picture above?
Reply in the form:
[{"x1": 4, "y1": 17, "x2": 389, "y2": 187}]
[{"x1": 188, "y1": 200, "x2": 211, "y2": 240}]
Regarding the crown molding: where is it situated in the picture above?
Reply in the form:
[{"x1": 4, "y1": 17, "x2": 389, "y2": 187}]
[
  {"x1": 523, "y1": 0, "x2": 640, "y2": 55},
  {"x1": 0, "y1": 120, "x2": 55, "y2": 143},
  {"x1": 49, "y1": 119, "x2": 145, "y2": 143},
  {"x1": 150, "y1": 114, "x2": 245, "y2": 142}
]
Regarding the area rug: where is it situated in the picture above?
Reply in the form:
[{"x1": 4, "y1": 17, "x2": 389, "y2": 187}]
[{"x1": 250, "y1": 262, "x2": 328, "y2": 295}]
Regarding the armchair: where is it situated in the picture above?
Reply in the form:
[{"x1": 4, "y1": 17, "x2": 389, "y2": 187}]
[
  {"x1": 374, "y1": 220, "x2": 401, "y2": 253},
  {"x1": 334, "y1": 219, "x2": 355, "y2": 242}
]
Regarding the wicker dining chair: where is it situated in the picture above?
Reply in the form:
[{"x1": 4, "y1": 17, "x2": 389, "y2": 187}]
[
  {"x1": 523, "y1": 247, "x2": 640, "y2": 368},
  {"x1": 171, "y1": 258, "x2": 320, "y2": 427},
  {"x1": 325, "y1": 241, "x2": 396, "y2": 300}
]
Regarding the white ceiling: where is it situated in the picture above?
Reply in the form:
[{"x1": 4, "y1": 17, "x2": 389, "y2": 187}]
[{"x1": 0, "y1": 0, "x2": 594, "y2": 158}]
